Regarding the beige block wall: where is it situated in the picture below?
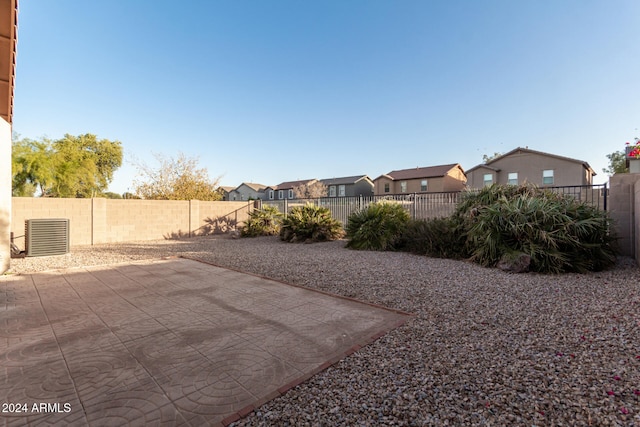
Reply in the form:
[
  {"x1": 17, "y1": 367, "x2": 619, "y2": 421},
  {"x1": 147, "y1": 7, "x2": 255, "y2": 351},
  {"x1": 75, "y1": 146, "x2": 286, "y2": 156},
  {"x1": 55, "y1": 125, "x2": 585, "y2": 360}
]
[
  {"x1": 11, "y1": 197, "x2": 93, "y2": 247},
  {"x1": 103, "y1": 199, "x2": 191, "y2": 242},
  {"x1": 608, "y1": 174, "x2": 640, "y2": 259},
  {"x1": 11, "y1": 198, "x2": 255, "y2": 249}
]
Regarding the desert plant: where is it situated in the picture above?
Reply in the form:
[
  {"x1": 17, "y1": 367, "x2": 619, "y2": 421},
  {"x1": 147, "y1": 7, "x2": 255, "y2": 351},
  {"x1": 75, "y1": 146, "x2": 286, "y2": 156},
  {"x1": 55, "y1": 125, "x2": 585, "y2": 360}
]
[
  {"x1": 397, "y1": 217, "x2": 464, "y2": 258},
  {"x1": 462, "y1": 186, "x2": 617, "y2": 273},
  {"x1": 280, "y1": 204, "x2": 344, "y2": 243},
  {"x1": 241, "y1": 205, "x2": 283, "y2": 237},
  {"x1": 345, "y1": 200, "x2": 411, "y2": 250}
]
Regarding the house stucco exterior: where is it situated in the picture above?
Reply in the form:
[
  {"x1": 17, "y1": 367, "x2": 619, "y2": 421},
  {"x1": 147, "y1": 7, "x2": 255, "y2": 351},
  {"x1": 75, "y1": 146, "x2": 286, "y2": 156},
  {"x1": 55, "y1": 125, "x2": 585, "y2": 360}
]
[
  {"x1": 466, "y1": 148, "x2": 595, "y2": 189},
  {"x1": 373, "y1": 164, "x2": 466, "y2": 195},
  {"x1": 321, "y1": 175, "x2": 374, "y2": 197},
  {"x1": 0, "y1": 0, "x2": 17, "y2": 274}
]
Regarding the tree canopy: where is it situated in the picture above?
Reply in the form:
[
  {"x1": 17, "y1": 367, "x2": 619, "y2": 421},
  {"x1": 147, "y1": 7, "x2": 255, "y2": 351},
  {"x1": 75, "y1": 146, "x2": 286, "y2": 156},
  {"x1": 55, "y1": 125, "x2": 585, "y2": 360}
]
[
  {"x1": 603, "y1": 150, "x2": 628, "y2": 176},
  {"x1": 482, "y1": 152, "x2": 503, "y2": 163},
  {"x1": 133, "y1": 153, "x2": 222, "y2": 201},
  {"x1": 293, "y1": 181, "x2": 328, "y2": 199},
  {"x1": 12, "y1": 133, "x2": 123, "y2": 197}
]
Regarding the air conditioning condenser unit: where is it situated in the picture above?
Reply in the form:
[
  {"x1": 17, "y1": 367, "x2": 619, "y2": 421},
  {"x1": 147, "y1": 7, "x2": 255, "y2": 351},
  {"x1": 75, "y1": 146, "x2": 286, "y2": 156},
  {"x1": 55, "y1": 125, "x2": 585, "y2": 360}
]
[{"x1": 25, "y1": 218, "x2": 70, "y2": 257}]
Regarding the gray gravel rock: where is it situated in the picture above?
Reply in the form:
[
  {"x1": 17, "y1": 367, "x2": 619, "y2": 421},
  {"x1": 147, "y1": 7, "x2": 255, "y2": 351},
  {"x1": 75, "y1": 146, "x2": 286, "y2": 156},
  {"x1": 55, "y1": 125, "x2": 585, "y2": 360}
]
[{"x1": 6, "y1": 235, "x2": 640, "y2": 426}]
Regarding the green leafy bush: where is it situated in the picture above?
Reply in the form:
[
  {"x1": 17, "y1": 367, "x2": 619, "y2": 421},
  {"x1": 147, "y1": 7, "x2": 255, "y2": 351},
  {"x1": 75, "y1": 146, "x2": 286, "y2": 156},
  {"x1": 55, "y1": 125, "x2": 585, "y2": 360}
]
[
  {"x1": 241, "y1": 205, "x2": 283, "y2": 237},
  {"x1": 397, "y1": 217, "x2": 464, "y2": 258},
  {"x1": 456, "y1": 185, "x2": 617, "y2": 273},
  {"x1": 280, "y1": 204, "x2": 344, "y2": 243},
  {"x1": 346, "y1": 201, "x2": 411, "y2": 250}
]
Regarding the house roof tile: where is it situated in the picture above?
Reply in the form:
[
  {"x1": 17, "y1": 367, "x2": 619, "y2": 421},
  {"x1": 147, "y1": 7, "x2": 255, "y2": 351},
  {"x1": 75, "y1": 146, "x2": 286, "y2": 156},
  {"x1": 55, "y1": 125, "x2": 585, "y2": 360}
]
[
  {"x1": 484, "y1": 147, "x2": 596, "y2": 175},
  {"x1": 320, "y1": 175, "x2": 371, "y2": 186},
  {"x1": 272, "y1": 179, "x2": 317, "y2": 190},
  {"x1": 238, "y1": 182, "x2": 268, "y2": 192},
  {"x1": 376, "y1": 163, "x2": 462, "y2": 181}
]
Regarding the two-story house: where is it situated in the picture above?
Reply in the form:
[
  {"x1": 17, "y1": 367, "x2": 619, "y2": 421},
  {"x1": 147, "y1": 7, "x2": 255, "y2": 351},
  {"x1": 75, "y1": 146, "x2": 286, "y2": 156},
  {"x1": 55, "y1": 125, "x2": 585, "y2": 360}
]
[
  {"x1": 320, "y1": 175, "x2": 374, "y2": 197},
  {"x1": 228, "y1": 182, "x2": 268, "y2": 201},
  {"x1": 373, "y1": 164, "x2": 467, "y2": 195},
  {"x1": 466, "y1": 147, "x2": 596, "y2": 189},
  {"x1": 264, "y1": 179, "x2": 318, "y2": 200}
]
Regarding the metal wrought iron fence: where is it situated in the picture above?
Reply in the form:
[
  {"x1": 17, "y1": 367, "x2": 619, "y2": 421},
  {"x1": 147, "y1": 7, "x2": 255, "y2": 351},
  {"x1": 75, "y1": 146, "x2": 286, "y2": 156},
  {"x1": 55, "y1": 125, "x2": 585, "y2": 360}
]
[
  {"x1": 544, "y1": 184, "x2": 608, "y2": 211},
  {"x1": 259, "y1": 184, "x2": 607, "y2": 227}
]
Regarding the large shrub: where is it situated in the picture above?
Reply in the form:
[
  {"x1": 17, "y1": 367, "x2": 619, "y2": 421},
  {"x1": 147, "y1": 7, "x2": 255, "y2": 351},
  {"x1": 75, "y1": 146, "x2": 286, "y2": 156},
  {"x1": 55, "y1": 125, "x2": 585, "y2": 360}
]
[
  {"x1": 346, "y1": 201, "x2": 411, "y2": 250},
  {"x1": 456, "y1": 185, "x2": 617, "y2": 273},
  {"x1": 241, "y1": 205, "x2": 283, "y2": 237},
  {"x1": 397, "y1": 217, "x2": 464, "y2": 258},
  {"x1": 280, "y1": 204, "x2": 344, "y2": 243}
]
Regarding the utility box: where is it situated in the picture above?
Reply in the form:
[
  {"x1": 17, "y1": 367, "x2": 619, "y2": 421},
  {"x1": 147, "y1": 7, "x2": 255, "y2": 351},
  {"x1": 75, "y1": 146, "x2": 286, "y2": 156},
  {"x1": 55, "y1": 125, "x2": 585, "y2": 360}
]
[{"x1": 25, "y1": 219, "x2": 70, "y2": 257}]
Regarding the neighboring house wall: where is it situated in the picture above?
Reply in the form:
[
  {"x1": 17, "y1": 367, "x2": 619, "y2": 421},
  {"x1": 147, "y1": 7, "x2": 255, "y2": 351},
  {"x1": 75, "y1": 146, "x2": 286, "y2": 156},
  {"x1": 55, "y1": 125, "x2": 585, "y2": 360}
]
[
  {"x1": 467, "y1": 150, "x2": 594, "y2": 189},
  {"x1": 229, "y1": 184, "x2": 266, "y2": 201},
  {"x1": 11, "y1": 198, "x2": 254, "y2": 248},
  {"x1": 374, "y1": 176, "x2": 394, "y2": 195},
  {"x1": 466, "y1": 166, "x2": 498, "y2": 188},
  {"x1": 352, "y1": 179, "x2": 374, "y2": 197},
  {"x1": 1, "y1": 119, "x2": 11, "y2": 273},
  {"x1": 322, "y1": 176, "x2": 374, "y2": 197},
  {"x1": 373, "y1": 166, "x2": 466, "y2": 195}
]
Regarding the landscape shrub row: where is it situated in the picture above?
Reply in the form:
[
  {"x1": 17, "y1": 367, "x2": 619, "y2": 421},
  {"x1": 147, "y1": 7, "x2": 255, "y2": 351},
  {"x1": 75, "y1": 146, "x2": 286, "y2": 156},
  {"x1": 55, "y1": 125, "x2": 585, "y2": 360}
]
[{"x1": 240, "y1": 184, "x2": 618, "y2": 273}]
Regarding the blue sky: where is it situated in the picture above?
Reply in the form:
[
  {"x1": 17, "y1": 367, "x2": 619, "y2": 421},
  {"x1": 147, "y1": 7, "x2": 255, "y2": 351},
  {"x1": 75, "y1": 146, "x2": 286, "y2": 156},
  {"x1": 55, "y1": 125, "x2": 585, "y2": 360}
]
[{"x1": 13, "y1": 0, "x2": 640, "y2": 194}]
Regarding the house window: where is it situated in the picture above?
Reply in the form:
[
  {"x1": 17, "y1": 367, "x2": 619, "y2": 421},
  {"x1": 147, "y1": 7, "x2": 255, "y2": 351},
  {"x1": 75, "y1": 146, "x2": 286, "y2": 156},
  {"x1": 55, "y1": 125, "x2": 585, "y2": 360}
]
[
  {"x1": 338, "y1": 185, "x2": 345, "y2": 197},
  {"x1": 400, "y1": 181, "x2": 407, "y2": 193},
  {"x1": 508, "y1": 172, "x2": 518, "y2": 185},
  {"x1": 384, "y1": 183, "x2": 390, "y2": 193},
  {"x1": 420, "y1": 180, "x2": 427, "y2": 192},
  {"x1": 278, "y1": 190, "x2": 283, "y2": 199},
  {"x1": 269, "y1": 190, "x2": 274, "y2": 200},
  {"x1": 329, "y1": 186, "x2": 336, "y2": 197},
  {"x1": 483, "y1": 173, "x2": 493, "y2": 187},
  {"x1": 288, "y1": 189, "x2": 294, "y2": 199},
  {"x1": 543, "y1": 169, "x2": 554, "y2": 185}
]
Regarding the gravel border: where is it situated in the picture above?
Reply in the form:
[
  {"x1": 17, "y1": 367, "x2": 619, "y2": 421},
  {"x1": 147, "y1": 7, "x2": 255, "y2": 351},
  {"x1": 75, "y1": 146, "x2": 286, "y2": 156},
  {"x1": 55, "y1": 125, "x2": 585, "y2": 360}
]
[{"x1": 5, "y1": 235, "x2": 640, "y2": 425}]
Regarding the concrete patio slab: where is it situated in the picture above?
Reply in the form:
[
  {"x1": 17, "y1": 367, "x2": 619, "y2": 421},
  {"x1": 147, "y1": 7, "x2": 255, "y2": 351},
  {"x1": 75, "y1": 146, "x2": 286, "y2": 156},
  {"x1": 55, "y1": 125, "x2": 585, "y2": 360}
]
[{"x1": 0, "y1": 258, "x2": 411, "y2": 426}]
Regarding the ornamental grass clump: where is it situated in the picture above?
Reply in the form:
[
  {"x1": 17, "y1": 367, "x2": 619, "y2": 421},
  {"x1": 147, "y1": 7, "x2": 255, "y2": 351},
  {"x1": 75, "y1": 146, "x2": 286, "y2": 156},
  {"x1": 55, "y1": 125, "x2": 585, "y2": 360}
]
[
  {"x1": 240, "y1": 205, "x2": 283, "y2": 237},
  {"x1": 456, "y1": 184, "x2": 617, "y2": 273},
  {"x1": 280, "y1": 204, "x2": 344, "y2": 243},
  {"x1": 346, "y1": 200, "x2": 411, "y2": 251}
]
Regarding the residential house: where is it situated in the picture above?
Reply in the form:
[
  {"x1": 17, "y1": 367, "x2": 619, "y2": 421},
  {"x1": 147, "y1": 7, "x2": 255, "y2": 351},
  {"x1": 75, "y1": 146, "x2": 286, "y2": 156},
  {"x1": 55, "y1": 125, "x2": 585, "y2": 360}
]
[
  {"x1": 264, "y1": 179, "x2": 318, "y2": 200},
  {"x1": 228, "y1": 182, "x2": 268, "y2": 201},
  {"x1": 465, "y1": 147, "x2": 596, "y2": 189},
  {"x1": 373, "y1": 164, "x2": 467, "y2": 195},
  {"x1": 320, "y1": 175, "x2": 374, "y2": 197},
  {"x1": 218, "y1": 186, "x2": 235, "y2": 201}
]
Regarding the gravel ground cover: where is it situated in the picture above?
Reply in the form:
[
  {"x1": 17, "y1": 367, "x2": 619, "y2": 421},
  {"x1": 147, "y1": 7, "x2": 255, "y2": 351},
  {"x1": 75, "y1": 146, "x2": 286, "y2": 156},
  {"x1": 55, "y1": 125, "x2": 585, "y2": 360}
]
[{"x1": 6, "y1": 235, "x2": 640, "y2": 426}]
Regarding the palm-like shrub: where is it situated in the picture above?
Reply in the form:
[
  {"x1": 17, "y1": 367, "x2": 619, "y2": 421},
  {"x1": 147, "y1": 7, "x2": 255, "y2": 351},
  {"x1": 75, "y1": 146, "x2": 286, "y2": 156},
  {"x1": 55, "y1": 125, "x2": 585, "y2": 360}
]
[
  {"x1": 346, "y1": 201, "x2": 411, "y2": 250},
  {"x1": 280, "y1": 204, "x2": 344, "y2": 243},
  {"x1": 241, "y1": 205, "x2": 283, "y2": 237},
  {"x1": 460, "y1": 185, "x2": 617, "y2": 273}
]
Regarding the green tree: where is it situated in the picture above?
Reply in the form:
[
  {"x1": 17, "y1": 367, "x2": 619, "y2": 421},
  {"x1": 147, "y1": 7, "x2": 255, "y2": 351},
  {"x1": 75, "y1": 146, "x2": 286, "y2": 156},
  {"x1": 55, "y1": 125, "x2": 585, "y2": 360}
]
[
  {"x1": 11, "y1": 137, "x2": 55, "y2": 196},
  {"x1": 133, "y1": 152, "x2": 222, "y2": 200},
  {"x1": 102, "y1": 192, "x2": 123, "y2": 199},
  {"x1": 603, "y1": 150, "x2": 628, "y2": 175},
  {"x1": 482, "y1": 152, "x2": 503, "y2": 163},
  {"x1": 11, "y1": 133, "x2": 123, "y2": 197}
]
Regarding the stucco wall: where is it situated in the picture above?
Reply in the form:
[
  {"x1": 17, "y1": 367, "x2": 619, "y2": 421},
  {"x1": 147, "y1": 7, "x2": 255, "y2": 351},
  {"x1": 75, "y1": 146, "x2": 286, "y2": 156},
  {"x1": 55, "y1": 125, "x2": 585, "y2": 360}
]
[
  {"x1": 608, "y1": 174, "x2": 640, "y2": 262},
  {"x1": 11, "y1": 198, "x2": 253, "y2": 250},
  {"x1": 468, "y1": 152, "x2": 591, "y2": 189},
  {"x1": 0, "y1": 119, "x2": 11, "y2": 273}
]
